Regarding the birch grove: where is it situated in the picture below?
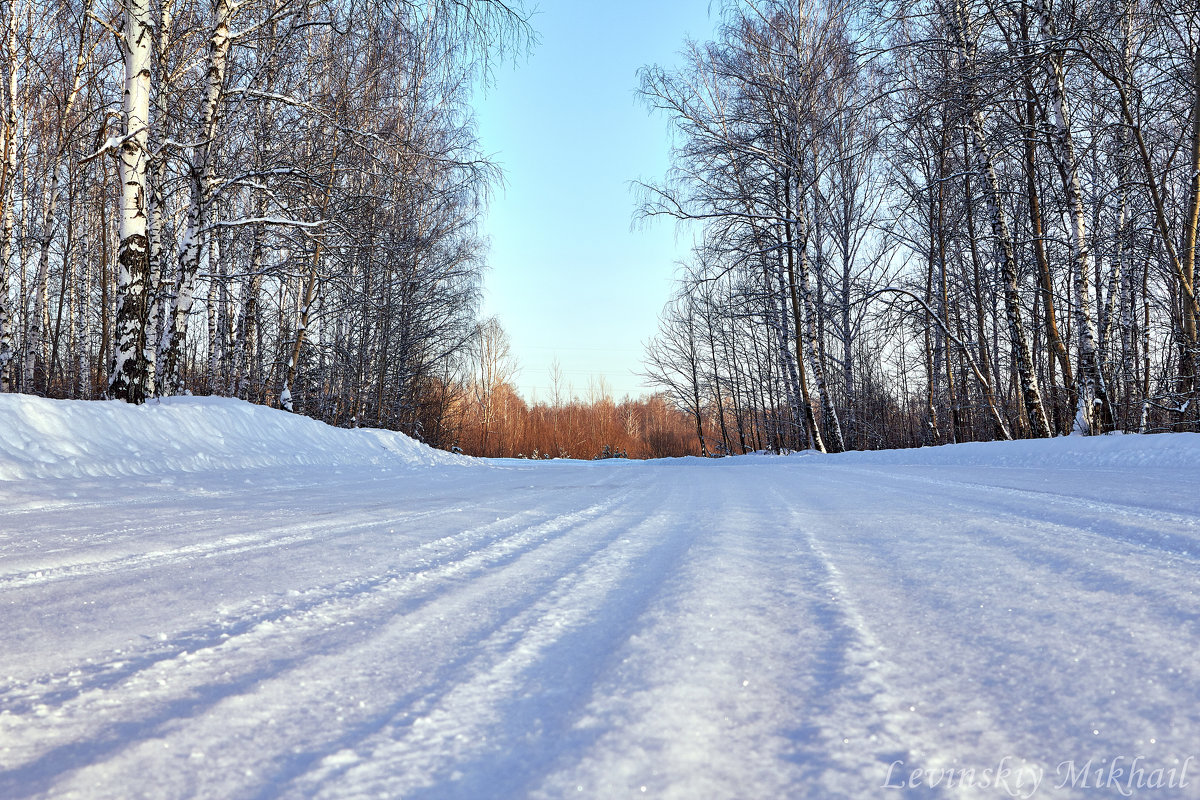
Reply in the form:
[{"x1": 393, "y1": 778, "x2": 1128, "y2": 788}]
[
  {"x1": 640, "y1": 0, "x2": 1200, "y2": 453},
  {"x1": 0, "y1": 0, "x2": 529, "y2": 446},
  {"x1": 7, "y1": 0, "x2": 1200, "y2": 456}
]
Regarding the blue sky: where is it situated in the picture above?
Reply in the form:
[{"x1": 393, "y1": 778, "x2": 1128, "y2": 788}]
[{"x1": 474, "y1": 1, "x2": 719, "y2": 402}]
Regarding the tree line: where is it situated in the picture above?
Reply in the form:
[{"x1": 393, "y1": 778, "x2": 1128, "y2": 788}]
[
  {"x1": 454, "y1": 380, "x2": 702, "y2": 460},
  {"x1": 452, "y1": 318, "x2": 700, "y2": 458},
  {"x1": 0, "y1": 0, "x2": 530, "y2": 442},
  {"x1": 641, "y1": 0, "x2": 1200, "y2": 454},
  {"x1": 10, "y1": 0, "x2": 1200, "y2": 459}
]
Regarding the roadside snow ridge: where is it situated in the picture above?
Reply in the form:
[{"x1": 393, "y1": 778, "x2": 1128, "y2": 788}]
[{"x1": 0, "y1": 394, "x2": 468, "y2": 481}]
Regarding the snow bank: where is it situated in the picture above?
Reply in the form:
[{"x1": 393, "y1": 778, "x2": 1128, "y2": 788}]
[
  {"x1": 0, "y1": 394, "x2": 469, "y2": 481},
  {"x1": 786, "y1": 430, "x2": 1200, "y2": 470},
  {"x1": 5, "y1": 392, "x2": 1197, "y2": 482}
]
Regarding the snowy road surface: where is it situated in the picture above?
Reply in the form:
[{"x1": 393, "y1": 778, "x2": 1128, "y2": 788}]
[{"x1": 1, "y1": 398, "x2": 1199, "y2": 799}]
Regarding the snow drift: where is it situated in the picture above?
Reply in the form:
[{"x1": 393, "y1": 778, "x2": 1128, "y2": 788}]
[
  {"x1": 4, "y1": 392, "x2": 1200, "y2": 483},
  {"x1": 0, "y1": 394, "x2": 469, "y2": 482}
]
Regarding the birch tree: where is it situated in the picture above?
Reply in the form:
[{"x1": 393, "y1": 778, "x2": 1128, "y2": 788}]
[
  {"x1": 0, "y1": 0, "x2": 21, "y2": 392},
  {"x1": 108, "y1": 0, "x2": 155, "y2": 403}
]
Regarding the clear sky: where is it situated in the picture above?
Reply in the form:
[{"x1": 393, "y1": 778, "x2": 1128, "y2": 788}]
[{"x1": 474, "y1": 1, "x2": 718, "y2": 403}]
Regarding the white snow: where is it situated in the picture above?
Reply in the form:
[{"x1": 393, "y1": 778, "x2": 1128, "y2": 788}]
[
  {"x1": 1, "y1": 395, "x2": 1198, "y2": 799},
  {"x1": 0, "y1": 395, "x2": 466, "y2": 481}
]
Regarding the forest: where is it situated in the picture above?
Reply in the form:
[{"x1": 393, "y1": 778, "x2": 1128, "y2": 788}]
[
  {"x1": 2, "y1": 0, "x2": 1198, "y2": 457},
  {"x1": 641, "y1": 0, "x2": 1200, "y2": 454}
]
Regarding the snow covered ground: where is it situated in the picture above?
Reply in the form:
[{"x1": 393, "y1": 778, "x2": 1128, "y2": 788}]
[{"x1": 1, "y1": 395, "x2": 1198, "y2": 799}]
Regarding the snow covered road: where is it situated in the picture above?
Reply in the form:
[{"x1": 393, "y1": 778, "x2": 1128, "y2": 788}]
[{"x1": 1, "y1": 398, "x2": 1199, "y2": 799}]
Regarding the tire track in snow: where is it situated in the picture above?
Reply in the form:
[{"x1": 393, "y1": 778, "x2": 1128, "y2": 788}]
[
  {"x1": 772, "y1": 485, "x2": 1038, "y2": 798},
  {"x1": 772, "y1": 467, "x2": 1199, "y2": 792},
  {"x1": 810, "y1": 466, "x2": 1200, "y2": 628},
  {"x1": 1, "y1": 489, "x2": 622, "y2": 701},
  {"x1": 527, "y1": 474, "x2": 828, "y2": 800},
  {"x1": 6, "y1": 453, "x2": 1197, "y2": 799},
  {"x1": 277, "y1": 477, "x2": 693, "y2": 800},
  {"x1": 0, "y1": 466, "x2": 600, "y2": 591},
  {"x1": 0, "y1": 465, "x2": 490, "y2": 569},
  {"x1": 831, "y1": 464, "x2": 1200, "y2": 554},
  {"x1": 518, "y1": 469, "x2": 973, "y2": 800},
  {"x1": 0, "y1": 486, "x2": 642, "y2": 798},
  {"x1": 0, "y1": 465, "x2": 429, "y2": 522},
  {"x1": 0, "y1": 467, "x2": 492, "y2": 567},
  {"x1": 0, "y1": 507, "x2": 456, "y2": 591},
  {"x1": 0, "y1": 501, "x2": 527, "y2": 716},
  {"x1": 7, "y1": 479, "x2": 669, "y2": 800}
]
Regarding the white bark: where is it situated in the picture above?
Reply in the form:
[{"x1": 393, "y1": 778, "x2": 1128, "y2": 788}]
[
  {"x1": 771, "y1": 252, "x2": 811, "y2": 450},
  {"x1": 943, "y1": 0, "x2": 1051, "y2": 437},
  {"x1": 107, "y1": 0, "x2": 154, "y2": 403},
  {"x1": 967, "y1": 117, "x2": 1052, "y2": 437},
  {"x1": 1036, "y1": 0, "x2": 1114, "y2": 434},
  {"x1": 793, "y1": 196, "x2": 845, "y2": 453},
  {"x1": 0, "y1": 0, "x2": 20, "y2": 392},
  {"x1": 74, "y1": 203, "x2": 90, "y2": 397},
  {"x1": 230, "y1": 233, "x2": 263, "y2": 399},
  {"x1": 158, "y1": 0, "x2": 233, "y2": 395}
]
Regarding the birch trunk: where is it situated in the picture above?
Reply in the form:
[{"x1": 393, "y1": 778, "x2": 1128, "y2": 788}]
[
  {"x1": 48, "y1": 188, "x2": 77, "y2": 393},
  {"x1": 282, "y1": 151, "x2": 337, "y2": 411},
  {"x1": 143, "y1": 155, "x2": 167, "y2": 396},
  {"x1": 1036, "y1": 0, "x2": 1115, "y2": 434},
  {"x1": 25, "y1": 180, "x2": 52, "y2": 392},
  {"x1": 0, "y1": 0, "x2": 20, "y2": 392},
  {"x1": 771, "y1": 249, "x2": 811, "y2": 450},
  {"x1": 971, "y1": 123, "x2": 1052, "y2": 438},
  {"x1": 942, "y1": 0, "x2": 1051, "y2": 437},
  {"x1": 926, "y1": 153, "x2": 943, "y2": 443},
  {"x1": 107, "y1": 0, "x2": 154, "y2": 403},
  {"x1": 779, "y1": 191, "x2": 820, "y2": 452},
  {"x1": 206, "y1": 232, "x2": 221, "y2": 389},
  {"x1": 158, "y1": 0, "x2": 232, "y2": 395},
  {"x1": 142, "y1": 0, "x2": 178, "y2": 397},
  {"x1": 964, "y1": 168, "x2": 1007, "y2": 439},
  {"x1": 937, "y1": 184, "x2": 960, "y2": 443},
  {"x1": 1116, "y1": 3, "x2": 1138, "y2": 426},
  {"x1": 1011, "y1": 12, "x2": 1074, "y2": 432},
  {"x1": 686, "y1": 310, "x2": 708, "y2": 457},
  {"x1": 231, "y1": 214, "x2": 265, "y2": 399},
  {"x1": 74, "y1": 194, "x2": 90, "y2": 397},
  {"x1": 793, "y1": 188, "x2": 845, "y2": 453},
  {"x1": 704, "y1": 299, "x2": 732, "y2": 453}
]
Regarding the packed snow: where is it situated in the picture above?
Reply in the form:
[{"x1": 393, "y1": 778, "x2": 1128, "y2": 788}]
[{"x1": 1, "y1": 395, "x2": 1198, "y2": 799}]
